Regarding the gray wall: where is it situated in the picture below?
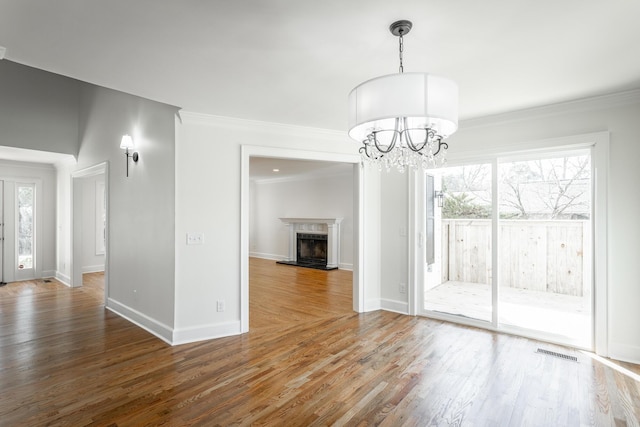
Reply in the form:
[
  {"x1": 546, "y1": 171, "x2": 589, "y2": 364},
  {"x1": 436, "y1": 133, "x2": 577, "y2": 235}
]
[
  {"x1": 0, "y1": 60, "x2": 179, "y2": 339},
  {"x1": 0, "y1": 60, "x2": 79, "y2": 155},
  {"x1": 75, "y1": 84, "x2": 179, "y2": 333}
]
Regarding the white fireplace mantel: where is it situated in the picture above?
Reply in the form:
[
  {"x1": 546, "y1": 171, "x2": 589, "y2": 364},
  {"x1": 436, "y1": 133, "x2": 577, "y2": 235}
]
[
  {"x1": 279, "y1": 217, "x2": 343, "y2": 225},
  {"x1": 279, "y1": 217, "x2": 343, "y2": 268}
]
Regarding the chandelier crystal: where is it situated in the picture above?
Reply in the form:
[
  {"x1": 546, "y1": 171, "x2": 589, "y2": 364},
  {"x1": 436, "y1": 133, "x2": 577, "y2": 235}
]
[{"x1": 348, "y1": 20, "x2": 458, "y2": 172}]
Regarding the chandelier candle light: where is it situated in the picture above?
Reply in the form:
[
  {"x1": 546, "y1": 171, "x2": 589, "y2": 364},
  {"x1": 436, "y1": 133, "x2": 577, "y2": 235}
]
[{"x1": 348, "y1": 20, "x2": 458, "y2": 172}]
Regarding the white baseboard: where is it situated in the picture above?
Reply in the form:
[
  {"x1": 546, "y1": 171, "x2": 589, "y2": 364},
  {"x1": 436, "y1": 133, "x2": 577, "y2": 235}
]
[
  {"x1": 249, "y1": 251, "x2": 284, "y2": 261},
  {"x1": 55, "y1": 271, "x2": 71, "y2": 287},
  {"x1": 609, "y1": 341, "x2": 640, "y2": 364},
  {"x1": 106, "y1": 298, "x2": 174, "y2": 345},
  {"x1": 82, "y1": 265, "x2": 105, "y2": 274},
  {"x1": 381, "y1": 298, "x2": 409, "y2": 314},
  {"x1": 172, "y1": 321, "x2": 242, "y2": 345},
  {"x1": 364, "y1": 298, "x2": 382, "y2": 312},
  {"x1": 42, "y1": 270, "x2": 56, "y2": 278}
]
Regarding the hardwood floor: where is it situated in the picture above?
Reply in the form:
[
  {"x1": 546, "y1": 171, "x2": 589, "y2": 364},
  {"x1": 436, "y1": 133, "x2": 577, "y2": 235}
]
[{"x1": 1, "y1": 259, "x2": 639, "y2": 426}]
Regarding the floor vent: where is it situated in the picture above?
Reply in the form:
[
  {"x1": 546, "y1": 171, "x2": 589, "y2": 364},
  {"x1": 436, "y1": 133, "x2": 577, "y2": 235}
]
[{"x1": 536, "y1": 348, "x2": 578, "y2": 362}]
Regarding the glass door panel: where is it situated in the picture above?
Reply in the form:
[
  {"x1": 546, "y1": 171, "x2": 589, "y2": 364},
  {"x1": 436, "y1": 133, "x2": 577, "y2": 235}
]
[
  {"x1": 17, "y1": 183, "x2": 35, "y2": 271},
  {"x1": 497, "y1": 152, "x2": 592, "y2": 347},
  {"x1": 424, "y1": 163, "x2": 493, "y2": 322}
]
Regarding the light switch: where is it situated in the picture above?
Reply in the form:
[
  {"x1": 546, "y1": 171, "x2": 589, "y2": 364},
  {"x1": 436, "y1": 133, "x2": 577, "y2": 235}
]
[{"x1": 186, "y1": 233, "x2": 204, "y2": 245}]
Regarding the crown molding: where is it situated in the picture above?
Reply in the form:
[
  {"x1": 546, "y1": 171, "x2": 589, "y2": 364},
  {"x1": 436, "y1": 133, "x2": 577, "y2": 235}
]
[
  {"x1": 461, "y1": 89, "x2": 640, "y2": 130},
  {"x1": 0, "y1": 158, "x2": 57, "y2": 171},
  {"x1": 179, "y1": 111, "x2": 350, "y2": 143}
]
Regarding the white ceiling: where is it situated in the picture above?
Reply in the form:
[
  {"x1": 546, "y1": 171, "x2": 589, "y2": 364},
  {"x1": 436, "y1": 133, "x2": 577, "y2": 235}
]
[
  {"x1": 1, "y1": 0, "x2": 639, "y2": 135},
  {"x1": 250, "y1": 157, "x2": 353, "y2": 182},
  {"x1": 0, "y1": 146, "x2": 75, "y2": 165}
]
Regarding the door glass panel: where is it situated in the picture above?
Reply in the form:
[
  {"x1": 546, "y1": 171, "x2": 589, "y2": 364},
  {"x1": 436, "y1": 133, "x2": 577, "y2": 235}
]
[
  {"x1": 498, "y1": 153, "x2": 592, "y2": 347},
  {"x1": 424, "y1": 164, "x2": 493, "y2": 322},
  {"x1": 17, "y1": 184, "x2": 34, "y2": 270}
]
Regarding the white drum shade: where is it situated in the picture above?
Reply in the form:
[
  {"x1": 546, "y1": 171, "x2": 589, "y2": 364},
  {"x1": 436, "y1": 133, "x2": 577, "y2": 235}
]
[
  {"x1": 348, "y1": 72, "x2": 458, "y2": 142},
  {"x1": 120, "y1": 134, "x2": 135, "y2": 149}
]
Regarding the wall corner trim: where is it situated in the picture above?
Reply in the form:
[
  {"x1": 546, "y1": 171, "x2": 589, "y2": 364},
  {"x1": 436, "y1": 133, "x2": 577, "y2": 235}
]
[
  {"x1": 172, "y1": 321, "x2": 242, "y2": 346},
  {"x1": 55, "y1": 271, "x2": 71, "y2": 287},
  {"x1": 364, "y1": 299, "x2": 382, "y2": 312}
]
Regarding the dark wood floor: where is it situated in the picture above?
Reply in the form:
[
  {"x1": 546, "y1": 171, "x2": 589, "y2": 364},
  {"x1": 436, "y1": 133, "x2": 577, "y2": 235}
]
[{"x1": 1, "y1": 260, "x2": 639, "y2": 425}]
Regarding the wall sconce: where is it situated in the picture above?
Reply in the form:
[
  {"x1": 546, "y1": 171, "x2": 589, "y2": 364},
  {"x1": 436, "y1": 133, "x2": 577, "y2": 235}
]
[
  {"x1": 120, "y1": 134, "x2": 139, "y2": 177},
  {"x1": 434, "y1": 190, "x2": 445, "y2": 208}
]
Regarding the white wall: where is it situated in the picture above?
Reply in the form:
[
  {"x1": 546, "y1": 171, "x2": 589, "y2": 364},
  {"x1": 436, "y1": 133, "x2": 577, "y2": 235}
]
[
  {"x1": 250, "y1": 172, "x2": 354, "y2": 269},
  {"x1": 380, "y1": 170, "x2": 409, "y2": 313},
  {"x1": 0, "y1": 160, "x2": 57, "y2": 280},
  {"x1": 378, "y1": 90, "x2": 640, "y2": 363},
  {"x1": 174, "y1": 113, "x2": 373, "y2": 344},
  {"x1": 81, "y1": 175, "x2": 105, "y2": 273}
]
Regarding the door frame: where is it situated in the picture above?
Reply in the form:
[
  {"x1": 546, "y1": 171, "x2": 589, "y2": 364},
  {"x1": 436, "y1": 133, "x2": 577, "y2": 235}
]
[
  {"x1": 240, "y1": 145, "x2": 364, "y2": 333},
  {"x1": 0, "y1": 177, "x2": 44, "y2": 282},
  {"x1": 410, "y1": 131, "x2": 609, "y2": 356}
]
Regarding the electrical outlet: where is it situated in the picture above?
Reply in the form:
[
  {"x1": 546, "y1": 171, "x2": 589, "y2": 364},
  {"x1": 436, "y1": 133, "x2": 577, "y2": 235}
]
[
  {"x1": 186, "y1": 233, "x2": 205, "y2": 245},
  {"x1": 216, "y1": 300, "x2": 225, "y2": 312},
  {"x1": 399, "y1": 283, "x2": 407, "y2": 294}
]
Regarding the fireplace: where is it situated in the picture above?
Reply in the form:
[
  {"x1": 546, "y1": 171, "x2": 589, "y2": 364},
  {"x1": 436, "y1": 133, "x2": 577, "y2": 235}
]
[
  {"x1": 276, "y1": 217, "x2": 342, "y2": 270},
  {"x1": 296, "y1": 233, "x2": 328, "y2": 267}
]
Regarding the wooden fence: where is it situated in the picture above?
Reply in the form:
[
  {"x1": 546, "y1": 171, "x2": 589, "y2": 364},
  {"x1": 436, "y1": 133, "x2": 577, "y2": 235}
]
[{"x1": 441, "y1": 219, "x2": 588, "y2": 297}]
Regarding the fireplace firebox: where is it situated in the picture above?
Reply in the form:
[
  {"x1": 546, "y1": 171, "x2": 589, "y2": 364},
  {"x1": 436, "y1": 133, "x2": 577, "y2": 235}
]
[{"x1": 296, "y1": 233, "x2": 328, "y2": 266}]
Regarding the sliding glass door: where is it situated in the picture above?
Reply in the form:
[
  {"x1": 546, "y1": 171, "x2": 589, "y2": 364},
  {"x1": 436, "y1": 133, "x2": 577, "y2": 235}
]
[
  {"x1": 422, "y1": 149, "x2": 593, "y2": 349},
  {"x1": 497, "y1": 152, "x2": 592, "y2": 347},
  {"x1": 424, "y1": 163, "x2": 493, "y2": 322}
]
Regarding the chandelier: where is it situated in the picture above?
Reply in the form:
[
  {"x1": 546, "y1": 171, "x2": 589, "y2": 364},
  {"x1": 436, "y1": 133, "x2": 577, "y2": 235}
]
[{"x1": 348, "y1": 20, "x2": 458, "y2": 172}]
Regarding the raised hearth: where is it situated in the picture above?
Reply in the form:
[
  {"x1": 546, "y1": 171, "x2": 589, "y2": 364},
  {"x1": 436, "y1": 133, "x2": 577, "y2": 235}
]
[{"x1": 276, "y1": 217, "x2": 343, "y2": 270}]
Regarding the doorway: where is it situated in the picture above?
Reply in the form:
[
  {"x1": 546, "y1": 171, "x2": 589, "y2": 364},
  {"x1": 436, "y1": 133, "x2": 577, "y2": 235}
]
[
  {"x1": 247, "y1": 157, "x2": 356, "y2": 330},
  {"x1": 71, "y1": 163, "x2": 108, "y2": 305},
  {"x1": 240, "y1": 145, "x2": 363, "y2": 333},
  {"x1": 0, "y1": 178, "x2": 44, "y2": 283}
]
